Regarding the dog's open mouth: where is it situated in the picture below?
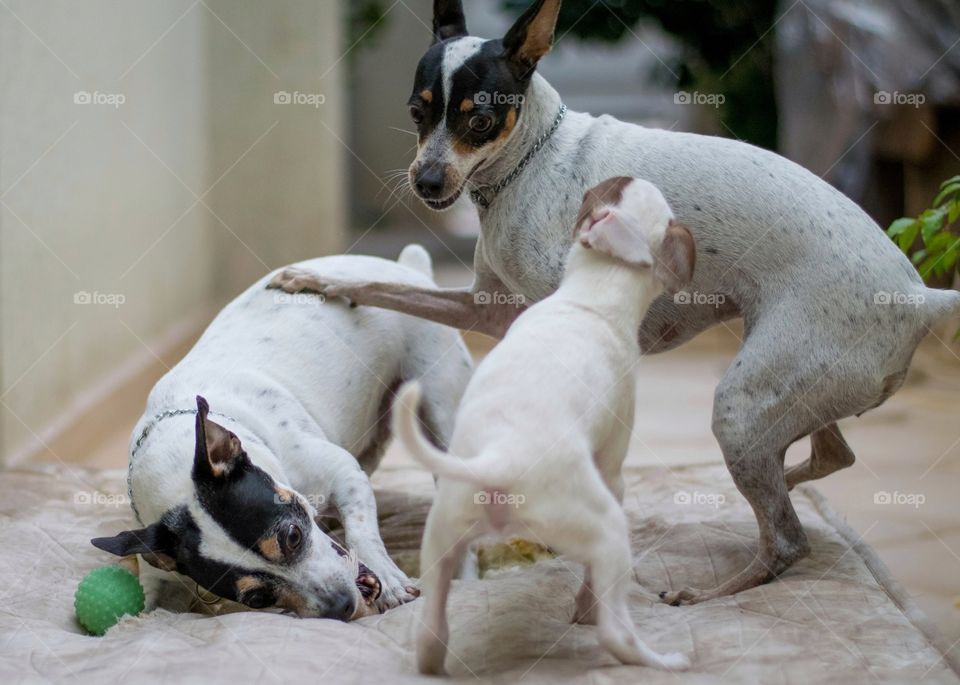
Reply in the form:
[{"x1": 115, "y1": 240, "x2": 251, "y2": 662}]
[
  {"x1": 356, "y1": 562, "x2": 381, "y2": 604},
  {"x1": 424, "y1": 189, "x2": 462, "y2": 211}
]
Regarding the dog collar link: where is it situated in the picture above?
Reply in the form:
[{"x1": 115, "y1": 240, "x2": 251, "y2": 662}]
[
  {"x1": 127, "y1": 407, "x2": 239, "y2": 524},
  {"x1": 470, "y1": 103, "x2": 567, "y2": 210}
]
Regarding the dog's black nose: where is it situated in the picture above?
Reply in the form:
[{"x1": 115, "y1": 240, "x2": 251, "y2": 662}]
[
  {"x1": 414, "y1": 167, "x2": 445, "y2": 199},
  {"x1": 330, "y1": 594, "x2": 356, "y2": 621}
]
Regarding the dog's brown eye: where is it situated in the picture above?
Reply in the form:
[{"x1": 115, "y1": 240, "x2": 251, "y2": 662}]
[
  {"x1": 469, "y1": 114, "x2": 493, "y2": 133},
  {"x1": 284, "y1": 524, "x2": 303, "y2": 552},
  {"x1": 409, "y1": 106, "x2": 424, "y2": 125}
]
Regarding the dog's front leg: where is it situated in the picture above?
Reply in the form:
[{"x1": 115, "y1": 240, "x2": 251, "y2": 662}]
[
  {"x1": 267, "y1": 268, "x2": 523, "y2": 339},
  {"x1": 325, "y1": 452, "x2": 419, "y2": 612}
]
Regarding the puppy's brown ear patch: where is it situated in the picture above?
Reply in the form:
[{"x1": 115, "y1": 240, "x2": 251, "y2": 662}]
[
  {"x1": 194, "y1": 395, "x2": 245, "y2": 479},
  {"x1": 503, "y1": 0, "x2": 562, "y2": 72},
  {"x1": 655, "y1": 221, "x2": 696, "y2": 293},
  {"x1": 575, "y1": 176, "x2": 633, "y2": 236}
]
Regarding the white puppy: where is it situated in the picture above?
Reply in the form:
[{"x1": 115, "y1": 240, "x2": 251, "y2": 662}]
[{"x1": 393, "y1": 177, "x2": 696, "y2": 674}]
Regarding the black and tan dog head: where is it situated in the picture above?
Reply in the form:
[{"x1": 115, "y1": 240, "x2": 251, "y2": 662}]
[
  {"x1": 407, "y1": 0, "x2": 562, "y2": 209},
  {"x1": 92, "y1": 396, "x2": 379, "y2": 619}
]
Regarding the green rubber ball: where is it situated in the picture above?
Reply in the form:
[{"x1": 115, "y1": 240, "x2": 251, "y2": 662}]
[{"x1": 74, "y1": 566, "x2": 145, "y2": 636}]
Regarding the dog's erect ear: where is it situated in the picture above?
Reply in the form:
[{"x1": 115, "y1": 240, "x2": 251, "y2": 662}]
[
  {"x1": 655, "y1": 221, "x2": 696, "y2": 293},
  {"x1": 433, "y1": 0, "x2": 468, "y2": 43},
  {"x1": 91, "y1": 521, "x2": 179, "y2": 571},
  {"x1": 579, "y1": 211, "x2": 655, "y2": 268},
  {"x1": 193, "y1": 395, "x2": 247, "y2": 481},
  {"x1": 503, "y1": 0, "x2": 562, "y2": 77}
]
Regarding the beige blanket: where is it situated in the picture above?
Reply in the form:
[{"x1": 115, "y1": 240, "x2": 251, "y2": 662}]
[{"x1": 0, "y1": 462, "x2": 956, "y2": 684}]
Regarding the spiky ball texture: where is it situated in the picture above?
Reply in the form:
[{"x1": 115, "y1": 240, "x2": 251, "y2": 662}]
[{"x1": 74, "y1": 566, "x2": 145, "y2": 636}]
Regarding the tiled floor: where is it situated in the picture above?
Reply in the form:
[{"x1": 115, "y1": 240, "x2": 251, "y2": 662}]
[{"x1": 38, "y1": 264, "x2": 960, "y2": 649}]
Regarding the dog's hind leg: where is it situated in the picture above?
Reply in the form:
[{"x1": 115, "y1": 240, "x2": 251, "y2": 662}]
[
  {"x1": 528, "y1": 475, "x2": 688, "y2": 669},
  {"x1": 588, "y1": 511, "x2": 689, "y2": 670},
  {"x1": 416, "y1": 498, "x2": 475, "y2": 676},
  {"x1": 661, "y1": 325, "x2": 821, "y2": 605},
  {"x1": 784, "y1": 423, "x2": 856, "y2": 490}
]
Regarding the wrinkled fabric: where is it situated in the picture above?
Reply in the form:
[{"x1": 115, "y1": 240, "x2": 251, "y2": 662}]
[{"x1": 0, "y1": 462, "x2": 956, "y2": 684}]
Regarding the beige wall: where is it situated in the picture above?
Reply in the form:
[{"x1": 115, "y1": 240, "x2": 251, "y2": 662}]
[{"x1": 0, "y1": 1, "x2": 345, "y2": 465}]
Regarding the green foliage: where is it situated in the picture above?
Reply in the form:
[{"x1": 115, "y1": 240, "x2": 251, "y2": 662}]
[
  {"x1": 502, "y1": 0, "x2": 779, "y2": 149},
  {"x1": 887, "y1": 176, "x2": 960, "y2": 281}
]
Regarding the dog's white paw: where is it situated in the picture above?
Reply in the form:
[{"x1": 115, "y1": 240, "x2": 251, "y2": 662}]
[
  {"x1": 373, "y1": 563, "x2": 420, "y2": 612},
  {"x1": 359, "y1": 552, "x2": 419, "y2": 612}
]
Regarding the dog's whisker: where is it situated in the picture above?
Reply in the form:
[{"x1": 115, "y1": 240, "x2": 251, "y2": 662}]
[{"x1": 388, "y1": 126, "x2": 418, "y2": 137}]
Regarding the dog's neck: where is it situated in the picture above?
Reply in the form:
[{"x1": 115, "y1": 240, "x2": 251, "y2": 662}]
[
  {"x1": 556, "y1": 248, "x2": 662, "y2": 335},
  {"x1": 470, "y1": 74, "x2": 563, "y2": 190},
  {"x1": 131, "y1": 413, "x2": 289, "y2": 523}
]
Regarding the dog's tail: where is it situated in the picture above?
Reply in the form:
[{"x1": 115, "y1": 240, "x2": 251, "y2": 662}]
[
  {"x1": 397, "y1": 244, "x2": 433, "y2": 279},
  {"x1": 392, "y1": 381, "x2": 511, "y2": 485},
  {"x1": 921, "y1": 286, "x2": 960, "y2": 327}
]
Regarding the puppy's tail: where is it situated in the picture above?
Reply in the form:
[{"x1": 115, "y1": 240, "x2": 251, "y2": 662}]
[
  {"x1": 392, "y1": 381, "x2": 509, "y2": 485},
  {"x1": 397, "y1": 244, "x2": 433, "y2": 279}
]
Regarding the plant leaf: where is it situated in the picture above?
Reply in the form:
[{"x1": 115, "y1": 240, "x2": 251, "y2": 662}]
[
  {"x1": 927, "y1": 232, "x2": 957, "y2": 252},
  {"x1": 921, "y1": 208, "x2": 947, "y2": 243},
  {"x1": 898, "y1": 222, "x2": 920, "y2": 251},
  {"x1": 933, "y1": 183, "x2": 960, "y2": 207},
  {"x1": 919, "y1": 254, "x2": 940, "y2": 278},
  {"x1": 887, "y1": 217, "x2": 915, "y2": 238}
]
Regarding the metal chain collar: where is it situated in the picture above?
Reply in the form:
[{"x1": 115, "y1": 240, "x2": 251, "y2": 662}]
[
  {"x1": 469, "y1": 103, "x2": 567, "y2": 210},
  {"x1": 127, "y1": 407, "x2": 239, "y2": 524}
]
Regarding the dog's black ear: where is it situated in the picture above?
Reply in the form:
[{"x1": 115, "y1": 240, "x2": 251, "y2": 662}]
[
  {"x1": 433, "y1": 0, "x2": 468, "y2": 43},
  {"x1": 503, "y1": 0, "x2": 561, "y2": 77},
  {"x1": 91, "y1": 521, "x2": 179, "y2": 571},
  {"x1": 193, "y1": 395, "x2": 247, "y2": 481}
]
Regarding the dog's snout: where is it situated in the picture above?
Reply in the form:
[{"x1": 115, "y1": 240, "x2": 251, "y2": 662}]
[
  {"x1": 328, "y1": 593, "x2": 356, "y2": 621},
  {"x1": 414, "y1": 165, "x2": 446, "y2": 199}
]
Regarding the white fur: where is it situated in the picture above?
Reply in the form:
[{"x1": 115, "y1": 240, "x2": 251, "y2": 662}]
[
  {"x1": 129, "y1": 247, "x2": 472, "y2": 616},
  {"x1": 393, "y1": 181, "x2": 689, "y2": 674}
]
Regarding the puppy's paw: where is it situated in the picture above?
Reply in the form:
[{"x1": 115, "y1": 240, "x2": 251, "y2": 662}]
[
  {"x1": 658, "y1": 587, "x2": 703, "y2": 606},
  {"x1": 658, "y1": 652, "x2": 691, "y2": 671}
]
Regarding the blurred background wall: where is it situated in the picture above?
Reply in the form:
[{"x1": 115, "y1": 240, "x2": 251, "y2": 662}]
[
  {"x1": 0, "y1": 0, "x2": 345, "y2": 466},
  {"x1": 1, "y1": 0, "x2": 958, "y2": 465}
]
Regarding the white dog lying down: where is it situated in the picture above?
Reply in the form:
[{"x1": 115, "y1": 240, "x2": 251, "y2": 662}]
[{"x1": 393, "y1": 177, "x2": 696, "y2": 674}]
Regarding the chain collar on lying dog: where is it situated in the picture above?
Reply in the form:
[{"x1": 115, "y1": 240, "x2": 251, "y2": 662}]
[
  {"x1": 469, "y1": 103, "x2": 567, "y2": 210},
  {"x1": 127, "y1": 408, "x2": 239, "y2": 525}
]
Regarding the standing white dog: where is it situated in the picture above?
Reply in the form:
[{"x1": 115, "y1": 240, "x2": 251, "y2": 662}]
[{"x1": 393, "y1": 178, "x2": 695, "y2": 674}]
